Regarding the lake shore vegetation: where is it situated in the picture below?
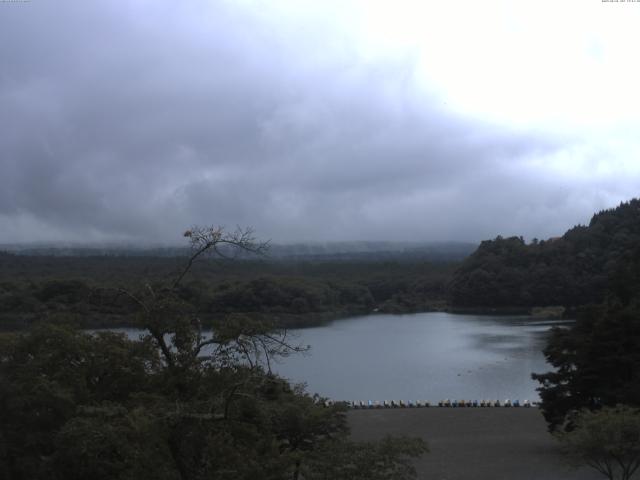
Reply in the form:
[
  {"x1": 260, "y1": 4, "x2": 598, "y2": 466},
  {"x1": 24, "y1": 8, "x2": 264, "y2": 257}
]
[{"x1": 0, "y1": 226, "x2": 427, "y2": 479}]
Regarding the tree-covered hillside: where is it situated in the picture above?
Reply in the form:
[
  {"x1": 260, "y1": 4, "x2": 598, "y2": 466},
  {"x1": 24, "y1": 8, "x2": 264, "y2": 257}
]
[
  {"x1": 0, "y1": 227, "x2": 428, "y2": 479},
  {"x1": 533, "y1": 234, "x2": 640, "y2": 432},
  {"x1": 0, "y1": 253, "x2": 455, "y2": 331},
  {"x1": 449, "y1": 199, "x2": 640, "y2": 309}
]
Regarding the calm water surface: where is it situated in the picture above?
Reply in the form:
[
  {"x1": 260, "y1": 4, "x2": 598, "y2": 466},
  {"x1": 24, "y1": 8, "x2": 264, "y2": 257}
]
[
  {"x1": 271, "y1": 312, "x2": 565, "y2": 402},
  {"x1": 111, "y1": 312, "x2": 566, "y2": 402}
]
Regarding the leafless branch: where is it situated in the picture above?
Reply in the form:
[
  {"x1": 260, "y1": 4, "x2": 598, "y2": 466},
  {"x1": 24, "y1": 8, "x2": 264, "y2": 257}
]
[{"x1": 172, "y1": 225, "x2": 269, "y2": 289}]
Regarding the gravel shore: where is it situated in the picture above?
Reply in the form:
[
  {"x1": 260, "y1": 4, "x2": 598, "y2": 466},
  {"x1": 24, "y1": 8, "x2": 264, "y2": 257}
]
[{"x1": 348, "y1": 408, "x2": 602, "y2": 480}]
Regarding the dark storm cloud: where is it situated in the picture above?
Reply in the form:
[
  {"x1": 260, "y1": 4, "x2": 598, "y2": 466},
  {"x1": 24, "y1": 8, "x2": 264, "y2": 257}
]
[{"x1": 0, "y1": 1, "x2": 623, "y2": 244}]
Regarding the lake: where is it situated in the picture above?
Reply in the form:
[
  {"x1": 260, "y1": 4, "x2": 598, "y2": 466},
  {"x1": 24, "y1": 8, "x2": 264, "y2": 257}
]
[
  {"x1": 108, "y1": 312, "x2": 566, "y2": 403},
  {"x1": 270, "y1": 312, "x2": 564, "y2": 403}
]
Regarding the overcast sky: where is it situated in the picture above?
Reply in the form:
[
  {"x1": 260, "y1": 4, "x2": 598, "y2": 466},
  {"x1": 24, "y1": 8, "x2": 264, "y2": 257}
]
[{"x1": 1, "y1": 0, "x2": 639, "y2": 244}]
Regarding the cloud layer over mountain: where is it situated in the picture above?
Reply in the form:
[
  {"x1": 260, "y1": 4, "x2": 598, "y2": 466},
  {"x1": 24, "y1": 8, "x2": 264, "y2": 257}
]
[{"x1": 1, "y1": 1, "x2": 639, "y2": 244}]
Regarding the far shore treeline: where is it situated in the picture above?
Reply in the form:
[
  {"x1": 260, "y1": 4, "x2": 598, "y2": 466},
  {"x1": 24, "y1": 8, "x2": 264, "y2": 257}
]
[
  {"x1": 1, "y1": 199, "x2": 640, "y2": 478},
  {"x1": 1, "y1": 199, "x2": 640, "y2": 331},
  {"x1": 450, "y1": 199, "x2": 640, "y2": 311},
  {"x1": 0, "y1": 244, "x2": 464, "y2": 331}
]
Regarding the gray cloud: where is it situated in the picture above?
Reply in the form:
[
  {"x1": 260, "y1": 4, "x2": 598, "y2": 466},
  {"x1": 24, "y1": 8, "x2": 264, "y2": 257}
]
[{"x1": 0, "y1": 1, "x2": 635, "y2": 244}]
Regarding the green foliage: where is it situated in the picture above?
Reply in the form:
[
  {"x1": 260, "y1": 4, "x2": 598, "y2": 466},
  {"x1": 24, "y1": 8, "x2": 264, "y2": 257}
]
[
  {"x1": 0, "y1": 323, "x2": 427, "y2": 479},
  {"x1": 534, "y1": 303, "x2": 640, "y2": 431},
  {"x1": 0, "y1": 255, "x2": 455, "y2": 331},
  {"x1": 35, "y1": 280, "x2": 92, "y2": 304},
  {"x1": 557, "y1": 406, "x2": 640, "y2": 480},
  {"x1": 533, "y1": 243, "x2": 640, "y2": 431},
  {"x1": 450, "y1": 199, "x2": 640, "y2": 308},
  {"x1": 54, "y1": 405, "x2": 178, "y2": 480},
  {"x1": 0, "y1": 227, "x2": 428, "y2": 479}
]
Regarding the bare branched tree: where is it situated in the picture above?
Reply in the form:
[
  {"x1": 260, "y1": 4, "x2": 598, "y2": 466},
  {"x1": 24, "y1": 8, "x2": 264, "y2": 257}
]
[
  {"x1": 173, "y1": 225, "x2": 269, "y2": 289},
  {"x1": 118, "y1": 225, "x2": 305, "y2": 374}
]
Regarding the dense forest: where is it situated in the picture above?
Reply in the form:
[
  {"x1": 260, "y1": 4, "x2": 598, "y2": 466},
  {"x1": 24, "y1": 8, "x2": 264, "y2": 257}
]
[
  {"x1": 450, "y1": 199, "x2": 640, "y2": 310},
  {"x1": 532, "y1": 230, "x2": 640, "y2": 432},
  {"x1": 2, "y1": 201, "x2": 640, "y2": 476},
  {"x1": 0, "y1": 246, "x2": 459, "y2": 331},
  {"x1": 0, "y1": 228, "x2": 427, "y2": 479},
  {"x1": 3, "y1": 200, "x2": 640, "y2": 331}
]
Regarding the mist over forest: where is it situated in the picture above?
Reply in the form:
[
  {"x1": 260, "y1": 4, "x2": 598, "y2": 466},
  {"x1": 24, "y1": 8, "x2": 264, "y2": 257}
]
[{"x1": 2, "y1": 1, "x2": 640, "y2": 479}]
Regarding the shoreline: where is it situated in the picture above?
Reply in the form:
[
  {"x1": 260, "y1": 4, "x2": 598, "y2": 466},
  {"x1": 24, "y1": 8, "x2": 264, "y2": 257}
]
[
  {"x1": 0, "y1": 305, "x2": 568, "y2": 333},
  {"x1": 0, "y1": 305, "x2": 570, "y2": 332}
]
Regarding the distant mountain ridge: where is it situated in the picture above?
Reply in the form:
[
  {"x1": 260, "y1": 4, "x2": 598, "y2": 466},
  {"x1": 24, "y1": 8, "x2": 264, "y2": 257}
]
[
  {"x1": 449, "y1": 198, "x2": 640, "y2": 308},
  {"x1": 0, "y1": 241, "x2": 477, "y2": 263}
]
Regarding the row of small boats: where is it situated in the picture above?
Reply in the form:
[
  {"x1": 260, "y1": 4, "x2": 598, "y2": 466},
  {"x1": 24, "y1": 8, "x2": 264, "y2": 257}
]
[{"x1": 323, "y1": 399, "x2": 536, "y2": 408}]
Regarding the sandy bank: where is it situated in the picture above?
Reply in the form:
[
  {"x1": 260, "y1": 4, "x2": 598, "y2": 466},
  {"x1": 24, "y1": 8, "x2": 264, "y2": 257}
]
[{"x1": 348, "y1": 408, "x2": 601, "y2": 480}]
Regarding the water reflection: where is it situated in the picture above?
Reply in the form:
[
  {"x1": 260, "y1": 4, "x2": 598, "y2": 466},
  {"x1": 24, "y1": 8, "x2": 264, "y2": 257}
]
[
  {"x1": 271, "y1": 312, "x2": 569, "y2": 402},
  {"x1": 104, "y1": 312, "x2": 569, "y2": 402}
]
